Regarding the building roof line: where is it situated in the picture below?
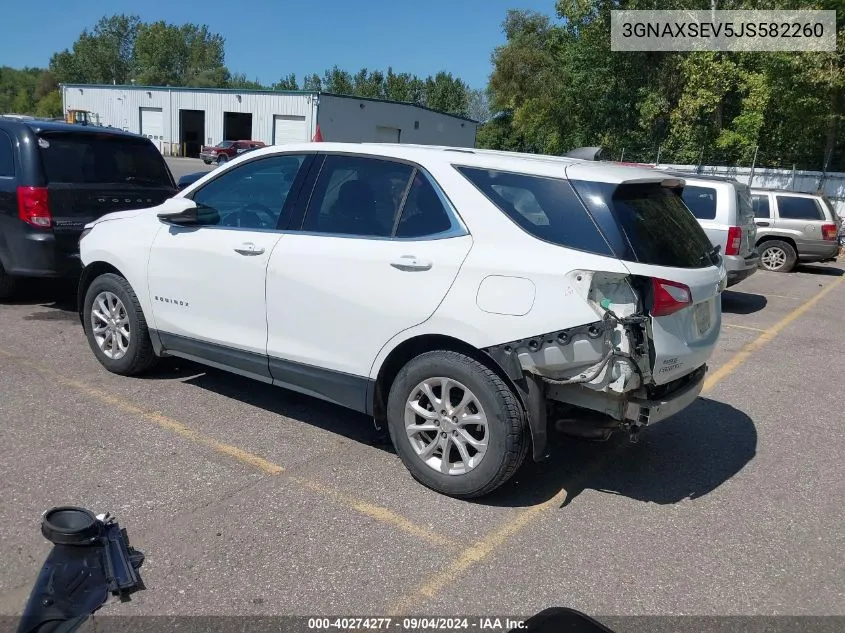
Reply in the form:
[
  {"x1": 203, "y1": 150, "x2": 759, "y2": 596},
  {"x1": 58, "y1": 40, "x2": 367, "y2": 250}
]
[{"x1": 59, "y1": 83, "x2": 478, "y2": 124}]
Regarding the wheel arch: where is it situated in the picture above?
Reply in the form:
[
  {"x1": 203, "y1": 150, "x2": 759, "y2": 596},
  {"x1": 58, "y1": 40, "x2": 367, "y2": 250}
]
[
  {"x1": 370, "y1": 333, "x2": 548, "y2": 462},
  {"x1": 77, "y1": 261, "x2": 128, "y2": 326},
  {"x1": 756, "y1": 234, "x2": 798, "y2": 252}
]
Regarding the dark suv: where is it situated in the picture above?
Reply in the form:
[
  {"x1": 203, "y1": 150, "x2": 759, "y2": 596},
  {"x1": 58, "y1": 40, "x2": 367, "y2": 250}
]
[{"x1": 0, "y1": 118, "x2": 177, "y2": 298}]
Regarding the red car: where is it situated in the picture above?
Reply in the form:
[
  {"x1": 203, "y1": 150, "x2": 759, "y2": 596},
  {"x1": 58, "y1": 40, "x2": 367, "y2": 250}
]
[{"x1": 199, "y1": 140, "x2": 266, "y2": 165}]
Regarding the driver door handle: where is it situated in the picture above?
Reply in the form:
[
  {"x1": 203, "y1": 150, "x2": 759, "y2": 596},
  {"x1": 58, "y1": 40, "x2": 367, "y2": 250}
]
[
  {"x1": 234, "y1": 242, "x2": 265, "y2": 256},
  {"x1": 390, "y1": 255, "x2": 432, "y2": 271}
]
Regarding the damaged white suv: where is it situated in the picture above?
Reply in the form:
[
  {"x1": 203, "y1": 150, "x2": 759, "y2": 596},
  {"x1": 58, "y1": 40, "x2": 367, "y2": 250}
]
[{"x1": 78, "y1": 143, "x2": 726, "y2": 498}]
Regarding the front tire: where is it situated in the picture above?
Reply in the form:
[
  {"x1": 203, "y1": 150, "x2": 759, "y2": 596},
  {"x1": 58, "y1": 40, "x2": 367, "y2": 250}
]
[
  {"x1": 386, "y1": 350, "x2": 528, "y2": 498},
  {"x1": 217, "y1": 154, "x2": 228, "y2": 165},
  {"x1": 83, "y1": 273, "x2": 158, "y2": 376},
  {"x1": 759, "y1": 240, "x2": 797, "y2": 273}
]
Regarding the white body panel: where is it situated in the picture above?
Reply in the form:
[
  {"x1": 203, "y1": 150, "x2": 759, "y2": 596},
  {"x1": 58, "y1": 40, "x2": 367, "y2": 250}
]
[
  {"x1": 266, "y1": 233, "x2": 473, "y2": 377},
  {"x1": 147, "y1": 226, "x2": 283, "y2": 354}
]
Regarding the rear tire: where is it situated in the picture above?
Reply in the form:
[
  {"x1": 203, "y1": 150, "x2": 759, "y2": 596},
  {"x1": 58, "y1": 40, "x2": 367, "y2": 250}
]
[
  {"x1": 83, "y1": 273, "x2": 158, "y2": 376},
  {"x1": 0, "y1": 263, "x2": 17, "y2": 300},
  {"x1": 759, "y1": 240, "x2": 797, "y2": 273},
  {"x1": 386, "y1": 350, "x2": 528, "y2": 498}
]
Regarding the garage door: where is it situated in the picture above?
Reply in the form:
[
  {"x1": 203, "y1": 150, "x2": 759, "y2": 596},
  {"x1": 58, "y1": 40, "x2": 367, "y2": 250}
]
[
  {"x1": 374, "y1": 126, "x2": 401, "y2": 143},
  {"x1": 273, "y1": 115, "x2": 307, "y2": 145},
  {"x1": 140, "y1": 107, "x2": 164, "y2": 152}
]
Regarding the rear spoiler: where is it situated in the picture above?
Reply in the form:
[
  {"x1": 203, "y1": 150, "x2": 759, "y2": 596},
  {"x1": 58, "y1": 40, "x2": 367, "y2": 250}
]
[
  {"x1": 562, "y1": 146, "x2": 605, "y2": 161},
  {"x1": 563, "y1": 146, "x2": 658, "y2": 169}
]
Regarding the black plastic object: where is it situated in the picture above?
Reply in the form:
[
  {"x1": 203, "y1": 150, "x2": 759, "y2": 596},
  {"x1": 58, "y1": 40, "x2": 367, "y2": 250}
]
[
  {"x1": 562, "y1": 146, "x2": 605, "y2": 161},
  {"x1": 16, "y1": 507, "x2": 145, "y2": 633},
  {"x1": 513, "y1": 608, "x2": 616, "y2": 633}
]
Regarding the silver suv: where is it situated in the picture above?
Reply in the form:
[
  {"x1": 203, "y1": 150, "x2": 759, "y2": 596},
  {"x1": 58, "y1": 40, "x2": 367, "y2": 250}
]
[
  {"x1": 750, "y1": 189, "x2": 841, "y2": 272},
  {"x1": 671, "y1": 173, "x2": 759, "y2": 287}
]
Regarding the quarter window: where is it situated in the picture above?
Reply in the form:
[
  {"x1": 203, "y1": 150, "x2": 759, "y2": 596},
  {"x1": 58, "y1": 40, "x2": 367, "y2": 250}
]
[
  {"x1": 301, "y1": 155, "x2": 414, "y2": 237},
  {"x1": 776, "y1": 196, "x2": 824, "y2": 220},
  {"x1": 681, "y1": 185, "x2": 717, "y2": 220},
  {"x1": 456, "y1": 166, "x2": 613, "y2": 256},
  {"x1": 752, "y1": 195, "x2": 770, "y2": 218},
  {"x1": 189, "y1": 154, "x2": 306, "y2": 229},
  {"x1": 0, "y1": 130, "x2": 14, "y2": 177}
]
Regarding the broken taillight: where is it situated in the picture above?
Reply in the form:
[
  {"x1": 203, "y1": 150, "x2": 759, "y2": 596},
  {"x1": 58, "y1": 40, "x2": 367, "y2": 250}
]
[{"x1": 651, "y1": 277, "x2": 692, "y2": 317}]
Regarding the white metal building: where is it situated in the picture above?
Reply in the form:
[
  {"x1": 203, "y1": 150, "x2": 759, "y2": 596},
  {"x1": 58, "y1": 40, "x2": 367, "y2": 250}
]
[{"x1": 60, "y1": 84, "x2": 478, "y2": 157}]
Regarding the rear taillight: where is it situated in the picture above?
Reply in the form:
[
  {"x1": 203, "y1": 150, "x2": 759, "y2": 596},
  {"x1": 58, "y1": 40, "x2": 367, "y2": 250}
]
[
  {"x1": 17, "y1": 186, "x2": 52, "y2": 228},
  {"x1": 651, "y1": 277, "x2": 692, "y2": 317},
  {"x1": 725, "y1": 226, "x2": 742, "y2": 256},
  {"x1": 822, "y1": 224, "x2": 837, "y2": 241}
]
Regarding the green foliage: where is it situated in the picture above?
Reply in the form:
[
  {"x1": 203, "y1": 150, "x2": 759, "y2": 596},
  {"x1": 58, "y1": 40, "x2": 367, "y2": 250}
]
[
  {"x1": 1, "y1": 12, "x2": 476, "y2": 124},
  {"x1": 485, "y1": 2, "x2": 845, "y2": 170}
]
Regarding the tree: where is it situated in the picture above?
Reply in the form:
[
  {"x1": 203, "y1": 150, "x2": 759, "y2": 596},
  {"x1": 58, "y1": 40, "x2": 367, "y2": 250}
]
[
  {"x1": 467, "y1": 88, "x2": 491, "y2": 123},
  {"x1": 273, "y1": 74, "x2": 299, "y2": 90},
  {"x1": 49, "y1": 14, "x2": 140, "y2": 85},
  {"x1": 423, "y1": 72, "x2": 470, "y2": 116},
  {"x1": 134, "y1": 21, "x2": 226, "y2": 86}
]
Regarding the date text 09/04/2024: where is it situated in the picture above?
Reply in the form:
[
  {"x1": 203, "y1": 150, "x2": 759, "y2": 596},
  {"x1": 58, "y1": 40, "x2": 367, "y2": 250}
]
[{"x1": 306, "y1": 617, "x2": 527, "y2": 631}]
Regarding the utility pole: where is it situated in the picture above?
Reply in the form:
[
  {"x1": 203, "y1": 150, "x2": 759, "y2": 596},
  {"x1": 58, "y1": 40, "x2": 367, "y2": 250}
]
[{"x1": 748, "y1": 145, "x2": 759, "y2": 186}]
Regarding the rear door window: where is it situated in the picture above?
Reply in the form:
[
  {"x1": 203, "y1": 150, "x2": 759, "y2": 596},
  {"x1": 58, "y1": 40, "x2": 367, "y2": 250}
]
[
  {"x1": 680, "y1": 185, "x2": 717, "y2": 220},
  {"x1": 300, "y1": 154, "x2": 415, "y2": 237},
  {"x1": 752, "y1": 194, "x2": 770, "y2": 218},
  {"x1": 455, "y1": 166, "x2": 613, "y2": 256},
  {"x1": 38, "y1": 133, "x2": 173, "y2": 187},
  {"x1": 776, "y1": 196, "x2": 824, "y2": 220},
  {"x1": 0, "y1": 130, "x2": 14, "y2": 177}
]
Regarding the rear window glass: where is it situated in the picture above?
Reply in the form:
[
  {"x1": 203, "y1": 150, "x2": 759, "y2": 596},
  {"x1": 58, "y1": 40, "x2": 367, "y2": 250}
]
[
  {"x1": 776, "y1": 196, "x2": 824, "y2": 220},
  {"x1": 570, "y1": 180, "x2": 716, "y2": 269},
  {"x1": 681, "y1": 185, "x2": 717, "y2": 220},
  {"x1": 752, "y1": 194, "x2": 770, "y2": 218},
  {"x1": 38, "y1": 133, "x2": 173, "y2": 186},
  {"x1": 455, "y1": 166, "x2": 613, "y2": 256}
]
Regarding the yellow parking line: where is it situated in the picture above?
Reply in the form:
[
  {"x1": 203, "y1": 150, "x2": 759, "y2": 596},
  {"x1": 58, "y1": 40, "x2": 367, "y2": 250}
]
[
  {"x1": 704, "y1": 276, "x2": 844, "y2": 393},
  {"x1": 723, "y1": 323, "x2": 767, "y2": 333},
  {"x1": 0, "y1": 349, "x2": 457, "y2": 549},
  {"x1": 388, "y1": 274, "x2": 845, "y2": 613}
]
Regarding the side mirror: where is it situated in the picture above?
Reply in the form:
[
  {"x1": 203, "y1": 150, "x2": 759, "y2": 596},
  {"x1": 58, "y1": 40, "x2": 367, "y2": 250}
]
[
  {"x1": 156, "y1": 197, "x2": 219, "y2": 226},
  {"x1": 157, "y1": 197, "x2": 198, "y2": 224}
]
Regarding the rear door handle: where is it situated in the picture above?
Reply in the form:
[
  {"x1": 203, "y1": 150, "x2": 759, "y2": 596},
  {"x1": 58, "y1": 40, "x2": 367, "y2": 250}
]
[
  {"x1": 755, "y1": 221, "x2": 770, "y2": 227},
  {"x1": 234, "y1": 242, "x2": 265, "y2": 256},
  {"x1": 390, "y1": 255, "x2": 432, "y2": 271}
]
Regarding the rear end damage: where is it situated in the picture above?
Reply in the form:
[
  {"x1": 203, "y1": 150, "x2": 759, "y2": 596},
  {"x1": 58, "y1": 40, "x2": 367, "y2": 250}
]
[{"x1": 483, "y1": 269, "x2": 710, "y2": 459}]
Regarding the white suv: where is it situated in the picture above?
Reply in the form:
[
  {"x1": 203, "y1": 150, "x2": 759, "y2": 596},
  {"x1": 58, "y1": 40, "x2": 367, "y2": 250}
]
[{"x1": 77, "y1": 143, "x2": 726, "y2": 498}]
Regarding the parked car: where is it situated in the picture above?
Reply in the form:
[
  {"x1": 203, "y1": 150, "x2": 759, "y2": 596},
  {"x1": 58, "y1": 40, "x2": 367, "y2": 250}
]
[
  {"x1": 199, "y1": 140, "x2": 266, "y2": 165},
  {"x1": 749, "y1": 188, "x2": 841, "y2": 272},
  {"x1": 77, "y1": 143, "x2": 725, "y2": 498},
  {"x1": 0, "y1": 118, "x2": 177, "y2": 299},
  {"x1": 176, "y1": 171, "x2": 210, "y2": 191},
  {"x1": 658, "y1": 172, "x2": 760, "y2": 287}
]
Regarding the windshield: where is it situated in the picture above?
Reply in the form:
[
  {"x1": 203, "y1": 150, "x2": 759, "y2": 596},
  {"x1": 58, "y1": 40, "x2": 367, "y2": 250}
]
[
  {"x1": 38, "y1": 133, "x2": 173, "y2": 187},
  {"x1": 217, "y1": 141, "x2": 234, "y2": 149}
]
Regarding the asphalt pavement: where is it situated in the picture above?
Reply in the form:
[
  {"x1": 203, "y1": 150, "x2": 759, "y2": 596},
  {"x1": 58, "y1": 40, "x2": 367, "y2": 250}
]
[{"x1": 0, "y1": 224, "x2": 842, "y2": 628}]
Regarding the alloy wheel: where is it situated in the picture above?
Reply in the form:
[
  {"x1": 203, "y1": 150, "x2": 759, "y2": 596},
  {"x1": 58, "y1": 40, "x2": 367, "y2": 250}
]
[
  {"x1": 91, "y1": 291, "x2": 130, "y2": 360},
  {"x1": 404, "y1": 377, "x2": 489, "y2": 476}
]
